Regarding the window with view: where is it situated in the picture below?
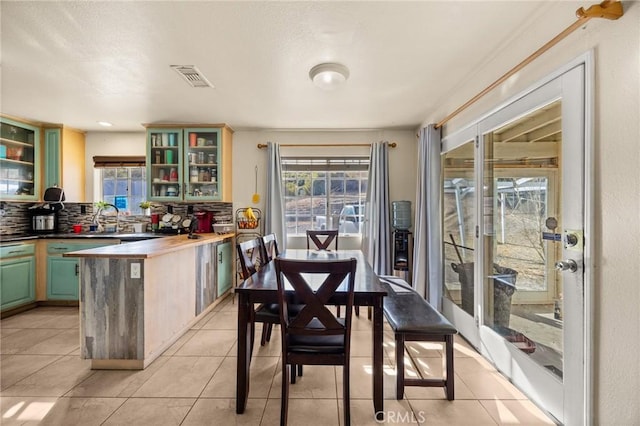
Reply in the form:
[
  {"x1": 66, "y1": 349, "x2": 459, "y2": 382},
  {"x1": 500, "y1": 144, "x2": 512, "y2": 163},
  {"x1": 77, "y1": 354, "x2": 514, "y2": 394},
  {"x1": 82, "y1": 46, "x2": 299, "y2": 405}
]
[
  {"x1": 282, "y1": 157, "x2": 369, "y2": 235},
  {"x1": 99, "y1": 167, "x2": 147, "y2": 215}
]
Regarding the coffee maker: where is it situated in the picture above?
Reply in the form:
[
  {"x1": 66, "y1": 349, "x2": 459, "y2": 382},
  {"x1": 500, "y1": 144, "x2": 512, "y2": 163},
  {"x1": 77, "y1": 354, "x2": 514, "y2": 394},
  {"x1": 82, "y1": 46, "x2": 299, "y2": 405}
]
[
  {"x1": 193, "y1": 211, "x2": 213, "y2": 233},
  {"x1": 29, "y1": 186, "x2": 65, "y2": 234}
]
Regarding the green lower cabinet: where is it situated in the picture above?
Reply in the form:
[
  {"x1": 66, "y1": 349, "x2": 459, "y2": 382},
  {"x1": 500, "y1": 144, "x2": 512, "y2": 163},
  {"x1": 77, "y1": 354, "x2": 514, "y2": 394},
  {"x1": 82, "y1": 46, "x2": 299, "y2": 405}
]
[
  {"x1": 0, "y1": 256, "x2": 36, "y2": 310},
  {"x1": 46, "y1": 241, "x2": 118, "y2": 301},
  {"x1": 216, "y1": 241, "x2": 233, "y2": 297},
  {"x1": 47, "y1": 257, "x2": 80, "y2": 300}
]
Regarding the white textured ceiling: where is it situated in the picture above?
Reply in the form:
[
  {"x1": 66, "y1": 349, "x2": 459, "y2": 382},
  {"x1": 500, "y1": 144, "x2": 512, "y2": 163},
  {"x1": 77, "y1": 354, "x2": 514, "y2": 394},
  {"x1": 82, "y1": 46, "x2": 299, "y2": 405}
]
[{"x1": 0, "y1": 1, "x2": 581, "y2": 132}]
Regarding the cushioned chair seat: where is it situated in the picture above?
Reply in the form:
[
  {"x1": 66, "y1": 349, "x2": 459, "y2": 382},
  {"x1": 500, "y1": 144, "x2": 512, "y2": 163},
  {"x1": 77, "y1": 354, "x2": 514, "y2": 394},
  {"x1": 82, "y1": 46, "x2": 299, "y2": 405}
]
[
  {"x1": 256, "y1": 303, "x2": 304, "y2": 319},
  {"x1": 255, "y1": 303, "x2": 306, "y2": 347},
  {"x1": 287, "y1": 318, "x2": 346, "y2": 354}
]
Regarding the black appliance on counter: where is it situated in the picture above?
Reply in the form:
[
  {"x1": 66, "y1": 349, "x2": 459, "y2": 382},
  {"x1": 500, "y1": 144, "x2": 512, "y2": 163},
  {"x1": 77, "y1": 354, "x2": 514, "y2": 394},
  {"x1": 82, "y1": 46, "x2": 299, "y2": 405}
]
[{"x1": 29, "y1": 186, "x2": 65, "y2": 234}]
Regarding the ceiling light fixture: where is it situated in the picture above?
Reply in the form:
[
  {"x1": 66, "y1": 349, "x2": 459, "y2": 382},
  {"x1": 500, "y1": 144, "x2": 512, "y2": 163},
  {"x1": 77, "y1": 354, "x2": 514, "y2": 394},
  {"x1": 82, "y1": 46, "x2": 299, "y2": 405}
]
[
  {"x1": 97, "y1": 121, "x2": 113, "y2": 127},
  {"x1": 309, "y1": 63, "x2": 349, "y2": 90}
]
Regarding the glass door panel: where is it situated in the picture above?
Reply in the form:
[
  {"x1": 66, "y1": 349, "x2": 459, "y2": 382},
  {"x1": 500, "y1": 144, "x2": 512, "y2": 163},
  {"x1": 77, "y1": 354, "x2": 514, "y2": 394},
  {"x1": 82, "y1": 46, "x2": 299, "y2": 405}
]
[
  {"x1": 184, "y1": 128, "x2": 220, "y2": 201},
  {"x1": 481, "y1": 100, "x2": 564, "y2": 377},
  {"x1": 148, "y1": 129, "x2": 182, "y2": 201},
  {"x1": 0, "y1": 119, "x2": 39, "y2": 200},
  {"x1": 442, "y1": 140, "x2": 476, "y2": 315},
  {"x1": 440, "y1": 63, "x2": 588, "y2": 423}
]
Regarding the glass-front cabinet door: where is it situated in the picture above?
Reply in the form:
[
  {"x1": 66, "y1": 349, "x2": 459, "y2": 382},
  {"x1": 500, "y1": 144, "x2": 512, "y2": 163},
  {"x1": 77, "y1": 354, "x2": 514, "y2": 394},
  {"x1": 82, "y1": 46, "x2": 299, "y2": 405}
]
[
  {"x1": 147, "y1": 129, "x2": 183, "y2": 202},
  {"x1": 0, "y1": 118, "x2": 40, "y2": 200},
  {"x1": 184, "y1": 128, "x2": 221, "y2": 201},
  {"x1": 146, "y1": 126, "x2": 225, "y2": 202}
]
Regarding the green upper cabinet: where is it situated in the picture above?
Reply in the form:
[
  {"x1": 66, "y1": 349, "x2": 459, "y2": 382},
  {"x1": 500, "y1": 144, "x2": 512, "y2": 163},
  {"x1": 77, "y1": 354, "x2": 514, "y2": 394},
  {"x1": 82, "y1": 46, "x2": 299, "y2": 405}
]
[
  {"x1": 146, "y1": 128, "x2": 183, "y2": 202},
  {"x1": 44, "y1": 128, "x2": 62, "y2": 190},
  {"x1": 145, "y1": 124, "x2": 233, "y2": 203},
  {"x1": 0, "y1": 117, "x2": 40, "y2": 201},
  {"x1": 43, "y1": 126, "x2": 86, "y2": 202},
  {"x1": 183, "y1": 127, "x2": 222, "y2": 202}
]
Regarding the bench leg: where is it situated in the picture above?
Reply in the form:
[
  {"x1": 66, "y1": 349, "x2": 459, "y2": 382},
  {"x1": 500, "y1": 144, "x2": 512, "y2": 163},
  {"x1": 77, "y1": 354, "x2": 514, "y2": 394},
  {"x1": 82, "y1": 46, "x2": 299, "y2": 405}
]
[
  {"x1": 396, "y1": 333, "x2": 405, "y2": 400},
  {"x1": 445, "y1": 334, "x2": 455, "y2": 400}
]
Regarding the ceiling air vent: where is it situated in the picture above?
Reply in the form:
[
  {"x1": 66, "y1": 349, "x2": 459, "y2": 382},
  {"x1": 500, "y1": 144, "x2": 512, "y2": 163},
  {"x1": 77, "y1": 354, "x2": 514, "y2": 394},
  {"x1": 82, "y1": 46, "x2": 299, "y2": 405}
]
[{"x1": 170, "y1": 65, "x2": 213, "y2": 88}]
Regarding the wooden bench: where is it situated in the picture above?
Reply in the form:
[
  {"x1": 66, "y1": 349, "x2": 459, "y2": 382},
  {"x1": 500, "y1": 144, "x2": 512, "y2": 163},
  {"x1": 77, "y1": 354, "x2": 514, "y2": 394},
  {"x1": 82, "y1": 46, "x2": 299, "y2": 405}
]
[{"x1": 380, "y1": 276, "x2": 457, "y2": 400}]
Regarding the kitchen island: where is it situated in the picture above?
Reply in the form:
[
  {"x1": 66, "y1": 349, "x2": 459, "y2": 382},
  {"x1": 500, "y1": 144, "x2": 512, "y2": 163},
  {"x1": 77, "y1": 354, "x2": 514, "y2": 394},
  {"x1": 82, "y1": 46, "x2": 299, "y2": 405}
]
[{"x1": 66, "y1": 233, "x2": 234, "y2": 369}]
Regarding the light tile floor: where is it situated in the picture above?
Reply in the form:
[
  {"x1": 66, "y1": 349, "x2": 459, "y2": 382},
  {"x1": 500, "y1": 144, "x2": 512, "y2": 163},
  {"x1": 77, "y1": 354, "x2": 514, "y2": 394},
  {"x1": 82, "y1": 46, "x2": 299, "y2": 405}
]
[{"x1": 0, "y1": 297, "x2": 556, "y2": 425}]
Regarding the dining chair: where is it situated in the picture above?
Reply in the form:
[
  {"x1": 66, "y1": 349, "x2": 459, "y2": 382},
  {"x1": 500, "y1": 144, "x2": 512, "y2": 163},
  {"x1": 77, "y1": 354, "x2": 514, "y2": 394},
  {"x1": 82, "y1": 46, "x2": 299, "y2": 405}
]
[
  {"x1": 274, "y1": 257, "x2": 357, "y2": 426},
  {"x1": 237, "y1": 238, "x2": 280, "y2": 347},
  {"x1": 306, "y1": 229, "x2": 339, "y2": 250},
  {"x1": 261, "y1": 233, "x2": 280, "y2": 261},
  {"x1": 256, "y1": 233, "x2": 280, "y2": 344},
  {"x1": 306, "y1": 229, "x2": 358, "y2": 317}
]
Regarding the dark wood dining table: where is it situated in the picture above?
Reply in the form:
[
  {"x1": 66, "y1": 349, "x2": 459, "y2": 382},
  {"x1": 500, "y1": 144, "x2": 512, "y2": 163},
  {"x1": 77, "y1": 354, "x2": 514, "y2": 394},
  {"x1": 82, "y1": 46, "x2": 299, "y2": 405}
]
[{"x1": 235, "y1": 249, "x2": 387, "y2": 419}]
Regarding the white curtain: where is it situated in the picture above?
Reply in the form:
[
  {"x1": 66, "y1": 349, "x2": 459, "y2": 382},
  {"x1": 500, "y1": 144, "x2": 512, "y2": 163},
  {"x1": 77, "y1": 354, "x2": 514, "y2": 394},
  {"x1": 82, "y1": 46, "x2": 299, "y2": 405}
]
[
  {"x1": 265, "y1": 142, "x2": 286, "y2": 251},
  {"x1": 362, "y1": 141, "x2": 391, "y2": 275},
  {"x1": 413, "y1": 125, "x2": 442, "y2": 305}
]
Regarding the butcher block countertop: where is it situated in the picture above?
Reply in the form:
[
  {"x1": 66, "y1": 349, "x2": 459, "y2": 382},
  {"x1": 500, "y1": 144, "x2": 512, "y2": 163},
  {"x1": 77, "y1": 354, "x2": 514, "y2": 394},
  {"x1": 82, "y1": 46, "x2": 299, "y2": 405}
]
[{"x1": 64, "y1": 232, "x2": 235, "y2": 259}]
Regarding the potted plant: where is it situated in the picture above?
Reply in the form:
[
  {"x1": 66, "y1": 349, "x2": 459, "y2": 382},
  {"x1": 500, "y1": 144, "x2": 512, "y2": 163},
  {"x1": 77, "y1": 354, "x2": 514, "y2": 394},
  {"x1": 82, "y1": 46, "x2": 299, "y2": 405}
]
[{"x1": 139, "y1": 201, "x2": 152, "y2": 216}]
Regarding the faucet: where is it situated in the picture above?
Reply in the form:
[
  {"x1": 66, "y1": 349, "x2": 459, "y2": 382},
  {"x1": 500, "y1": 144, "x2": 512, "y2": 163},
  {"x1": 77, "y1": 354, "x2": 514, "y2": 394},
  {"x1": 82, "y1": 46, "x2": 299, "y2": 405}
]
[{"x1": 92, "y1": 203, "x2": 120, "y2": 233}]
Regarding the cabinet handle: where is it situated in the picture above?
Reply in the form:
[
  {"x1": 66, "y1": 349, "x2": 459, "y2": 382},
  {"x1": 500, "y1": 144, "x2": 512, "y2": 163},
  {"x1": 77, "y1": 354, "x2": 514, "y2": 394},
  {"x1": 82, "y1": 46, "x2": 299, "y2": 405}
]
[
  {"x1": 75, "y1": 263, "x2": 79, "y2": 276},
  {"x1": 7, "y1": 250, "x2": 23, "y2": 254},
  {"x1": 218, "y1": 252, "x2": 223, "y2": 264}
]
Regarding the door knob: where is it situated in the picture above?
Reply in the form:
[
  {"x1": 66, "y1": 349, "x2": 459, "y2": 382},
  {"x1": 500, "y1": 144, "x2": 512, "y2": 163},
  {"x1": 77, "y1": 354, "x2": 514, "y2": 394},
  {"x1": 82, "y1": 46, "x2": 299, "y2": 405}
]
[{"x1": 555, "y1": 259, "x2": 578, "y2": 272}]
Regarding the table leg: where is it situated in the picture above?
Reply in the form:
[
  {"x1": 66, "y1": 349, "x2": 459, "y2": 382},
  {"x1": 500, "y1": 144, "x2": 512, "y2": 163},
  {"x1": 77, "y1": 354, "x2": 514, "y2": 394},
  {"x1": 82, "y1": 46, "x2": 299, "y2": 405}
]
[
  {"x1": 236, "y1": 293, "x2": 252, "y2": 414},
  {"x1": 372, "y1": 298, "x2": 384, "y2": 420}
]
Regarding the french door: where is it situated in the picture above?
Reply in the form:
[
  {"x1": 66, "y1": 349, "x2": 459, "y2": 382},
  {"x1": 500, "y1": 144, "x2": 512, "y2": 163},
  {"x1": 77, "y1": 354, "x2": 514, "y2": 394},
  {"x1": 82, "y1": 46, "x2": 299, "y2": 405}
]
[{"x1": 440, "y1": 59, "x2": 592, "y2": 424}]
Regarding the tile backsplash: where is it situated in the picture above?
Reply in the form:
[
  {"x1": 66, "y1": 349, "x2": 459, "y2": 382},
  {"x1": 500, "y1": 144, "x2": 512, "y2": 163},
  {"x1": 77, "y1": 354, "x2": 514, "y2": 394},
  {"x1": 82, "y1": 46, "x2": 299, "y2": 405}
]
[
  {"x1": 0, "y1": 202, "x2": 31, "y2": 235},
  {"x1": 0, "y1": 201, "x2": 233, "y2": 235}
]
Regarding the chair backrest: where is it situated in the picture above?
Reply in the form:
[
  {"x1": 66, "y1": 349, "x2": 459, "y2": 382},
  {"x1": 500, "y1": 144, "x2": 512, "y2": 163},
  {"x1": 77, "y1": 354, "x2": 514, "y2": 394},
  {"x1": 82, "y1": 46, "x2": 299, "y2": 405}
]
[
  {"x1": 306, "y1": 229, "x2": 339, "y2": 250},
  {"x1": 261, "y1": 233, "x2": 280, "y2": 262},
  {"x1": 237, "y1": 237, "x2": 267, "y2": 279},
  {"x1": 274, "y1": 257, "x2": 357, "y2": 343}
]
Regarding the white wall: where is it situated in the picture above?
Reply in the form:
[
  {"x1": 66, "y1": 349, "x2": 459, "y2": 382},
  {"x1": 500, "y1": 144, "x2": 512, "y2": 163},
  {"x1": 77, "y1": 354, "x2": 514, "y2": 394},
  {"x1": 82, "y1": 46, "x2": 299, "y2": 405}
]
[
  {"x1": 418, "y1": 5, "x2": 640, "y2": 423},
  {"x1": 84, "y1": 132, "x2": 146, "y2": 201}
]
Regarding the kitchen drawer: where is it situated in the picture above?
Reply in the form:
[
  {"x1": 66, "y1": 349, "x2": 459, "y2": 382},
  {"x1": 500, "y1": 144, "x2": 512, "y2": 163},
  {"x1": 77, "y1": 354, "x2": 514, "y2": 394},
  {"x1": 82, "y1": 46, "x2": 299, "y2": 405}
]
[
  {"x1": 0, "y1": 243, "x2": 36, "y2": 258},
  {"x1": 47, "y1": 242, "x2": 114, "y2": 255}
]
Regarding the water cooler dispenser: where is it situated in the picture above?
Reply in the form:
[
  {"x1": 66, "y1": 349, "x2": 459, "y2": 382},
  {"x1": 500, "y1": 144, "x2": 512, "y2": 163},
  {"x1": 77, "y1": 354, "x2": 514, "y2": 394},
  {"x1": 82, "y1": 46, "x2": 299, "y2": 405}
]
[{"x1": 392, "y1": 201, "x2": 413, "y2": 284}]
